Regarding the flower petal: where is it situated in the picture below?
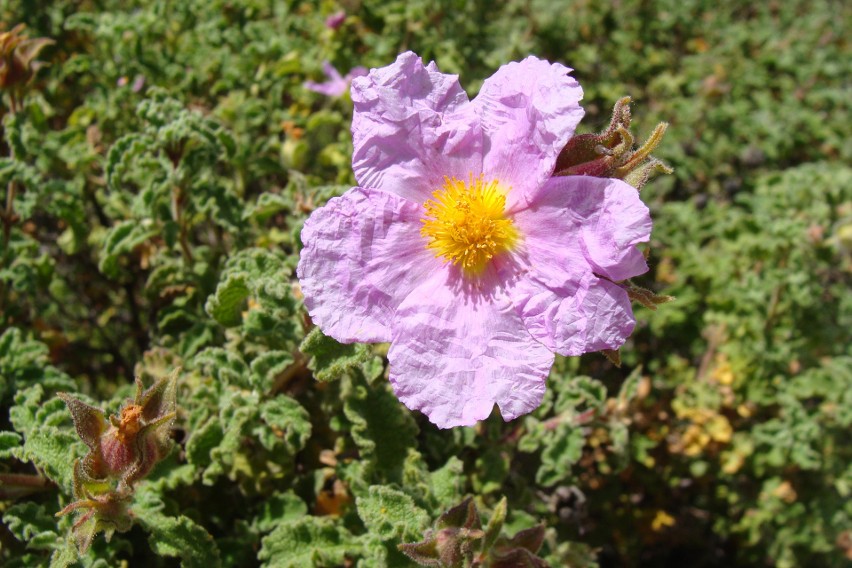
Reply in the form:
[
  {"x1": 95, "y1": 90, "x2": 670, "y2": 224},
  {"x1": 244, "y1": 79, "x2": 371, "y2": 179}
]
[
  {"x1": 304, "y1": 61, "x2": 348, "y2": 97},
  {"x1": 515, "y1": 175, "x2": 651, "y2": 282},
  {"x1": 473, "y1": 56, "x2": 584, "y2": 208},
  {"x1": 297, "y1": 187, "x2": 438, "y2": 343},
  {"x1": 512, "y1": 271, "x2": 636, "y2": 355},
  {"x1": 576, "y1": 178, "x2": 652, "y2": 282},
  {"x1": 508, "y1": 176, "x2": 651, "y2": 354},
  {"x1": 388, "y1": 269, "x2": 554, "y2": 428},
  {"x1": 351, "y1": 51, "x2": 482, "y2": 203}
]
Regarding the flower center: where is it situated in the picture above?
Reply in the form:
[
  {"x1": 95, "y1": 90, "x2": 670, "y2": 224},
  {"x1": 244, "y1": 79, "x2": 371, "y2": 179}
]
[
  {"x1": 421, "y1": 175, "x2": 518, "y2": 274},
  {"x1": 115, "y1": 404, "x2": 143, "y2": 443}
]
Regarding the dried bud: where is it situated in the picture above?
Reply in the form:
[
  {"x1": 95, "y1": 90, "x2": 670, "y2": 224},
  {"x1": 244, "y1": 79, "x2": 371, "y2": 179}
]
[
  {"x1": 400, "y1": 497, "x2": 550, "y2": 568},
  {"x1": 0, "y1": 23, "x2": 54, "y2": 110},
  {"x1": 56, "y1": 370, "x2": 179, "y2": 554},
  {"x1": 59, "y1": 369, "x2": 178, "y2": 489},
  {"x1": 554, "y1": 97, "x2": 673, "y2": 190}
]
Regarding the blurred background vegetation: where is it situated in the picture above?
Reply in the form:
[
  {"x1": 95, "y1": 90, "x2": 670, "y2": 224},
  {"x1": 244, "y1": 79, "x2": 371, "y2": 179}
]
[{"x1": 0, "y1": 1, "x2": 849, "y2": 566}]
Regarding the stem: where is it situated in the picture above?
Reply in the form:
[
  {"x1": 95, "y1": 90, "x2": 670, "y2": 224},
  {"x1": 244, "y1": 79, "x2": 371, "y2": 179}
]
[
  {"x1": 2, "y1": 180, "x2": 15, "y2": 247},
  {"x1": 0, "y1": 472, "x2": 54, "y2": 499},
  {"x1": 171, "y1": 183, "x2": 194, "y2": 265}
]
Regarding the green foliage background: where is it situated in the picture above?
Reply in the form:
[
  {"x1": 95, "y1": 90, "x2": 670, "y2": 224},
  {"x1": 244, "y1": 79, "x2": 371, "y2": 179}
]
[{"x1": 0, "y1": 0, "x2": 849, "y2": 566}]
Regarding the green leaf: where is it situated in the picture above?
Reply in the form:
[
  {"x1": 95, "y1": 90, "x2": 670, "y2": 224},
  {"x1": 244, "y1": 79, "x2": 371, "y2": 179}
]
[
  {"x1": 191, "y1": 347, "x2": 250, "y2": 388},
  {"x1": 430, "y1": 457, "x2": 465, "y2": 509},
  {"x1": 482, "y1": 497, "x2": 507, "y2": 554},
  {"x1": 185, "y1": 414, "x2": 225, "y2": 472},
  {"x1": 3, "y1": 502, "x2": 60, "y2": 552},
  {"x1": 206, "y1": 272, "x2": 251, "y2": 327},
  {"x1": 98, "y1": 219, "x2": 159, "y2": 279},
  {"x1": 356, "y1": 485, "x2": 430, "y2": 541},
  {"x1": 343, "y1": 375, "x2": 419, "y2": 485},
  {"x1": 254, "y1": 491, "x2": 308, "y2": 534},
  {"x1": 0, "y1": 430, "x2": 22, "y2": 458},
  {"x1": 133, "y1": 492, "x2": 222, "y2": 568},
  {"x1": 48, "y1": 537, "x2": 79, "y2": 568},
  {"x1": 250, "y1": 350, "x2": 295, "y2": 392},
  {"x1": 9, "y1": 386, "x2": 81, "y2": 492},
  {"x1": 258, "y1": 517, "x2": 360, "y2": 568},
  {"x1": 12, "y1": 428, "x2": 80, "y2": 492},
  {"x1": 300, "y1": 327, "x2": 370, "y2": 383},
  {"x1": 257, "y1": 395, "x2": 312, "y2": 454},
  {"x1": 536, "y1": 423, "x2": 585, "y2": 487},
  {"x1": 0, "y1": 328, "x2": 74, "y2": 403}
]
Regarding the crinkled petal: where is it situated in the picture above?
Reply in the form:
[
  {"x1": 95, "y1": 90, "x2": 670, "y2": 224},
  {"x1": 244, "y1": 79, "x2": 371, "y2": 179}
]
[
  {"x1": 508, "y1": 176, "x2": 651, "y2": 354},
  {"x1": 345, "y1": 66, "x2": 369, "y2": 81},
  {"x1": 515, "y1": 175, "x2": 651, "y2": 281},
  {"x1": 512, "y1": 271, "x2": 635, "y2": 355},
  {"x1": 351, "y1": 51, "x2": 482, "y2": 203},
  {"x1": 473, "y1": 57, "x2": 584, "y2": 209},
  {"x1": 576, "y1": 178, "x2": 652, "y2": 282},
  {"x1": 388, "y1": 269, "x2": 554, "y2": 428},
  {"x1": 297, "y1": 187, "x2": 438, "y2": 343}
]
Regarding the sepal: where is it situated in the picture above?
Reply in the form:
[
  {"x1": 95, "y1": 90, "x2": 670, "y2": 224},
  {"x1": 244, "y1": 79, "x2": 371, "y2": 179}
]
[{"x1": 554, "y1": 96, "x2": 672, "y2": 190}]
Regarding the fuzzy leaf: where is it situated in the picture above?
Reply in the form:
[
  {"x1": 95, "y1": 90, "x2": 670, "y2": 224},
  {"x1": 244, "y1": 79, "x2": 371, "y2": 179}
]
[
  {"x1": 0, "y1": 328, "x2": 75, "y2": 403},
  {"x1": 206, "y1": 272, "x2": 251, "y2": 327},
  {"x1": 3, "y1": 502, "x2": 60, "y2": 551},
  {"x1": 98, "y1": 219, "x2": 159, "y2": 279},
  {"x1": 258, "y1": 516, "x2": 360, "y2": 568},
  {"x1": 536, "y1": 424, "x2": 585, "y2": 487},
  {"x1": 250, "y1": 350, "x2": 295, "y2": 392},
  {"x1": 185, "y1": 414, "x2": 224, "y2": 471},
  {"x1": 301, "y1": 327, "x2": 370, "y2": 382},
  {"x1": 134, "y1": 492, "x2": 222, "y2": 568},
  {"x1": 343, "y1": 376, "x2": 419, "y2": 485},
  {"x1": 254, "y1": 491, "x2": 308, "y2": 534},
  {"x1": 10, "y1": 387, "x2": 81, "y2": 492},
  {"x1": 0, "y1": 430, "x2": 22, "y2": 458},
  {"x1": 257, "y1": 395, "x2": 312, "y2": 454},
  {"x1": 430, "y1": 456, "x2": 465, "y2": 509},
  {"x1": 356, "y1": 485, "x2": 430, "y2": 541}
]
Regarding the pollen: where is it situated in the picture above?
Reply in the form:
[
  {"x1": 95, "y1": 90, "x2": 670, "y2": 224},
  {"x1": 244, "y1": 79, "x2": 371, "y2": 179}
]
[
  {"x1": 115, "y1": 404, "x2": 143, "y2": 443},
  {"x1": 421, "y1": 175, "x2": 518, "y2": 274}
]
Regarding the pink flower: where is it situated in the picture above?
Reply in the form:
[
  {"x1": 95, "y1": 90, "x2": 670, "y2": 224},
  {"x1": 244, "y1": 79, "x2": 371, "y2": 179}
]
[
  {"x1": 304, "y1": 61, "x2": 368, "y2": 98},
  {"x1": 298, "y1": 52, "x2": 652, "y2": 428}
]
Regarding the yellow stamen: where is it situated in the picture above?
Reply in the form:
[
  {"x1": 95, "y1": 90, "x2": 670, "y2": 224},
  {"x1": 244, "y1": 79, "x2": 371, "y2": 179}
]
[
  {"x1": 420, "y1": 175, "x2": 518, "y2": 275},
  {"x1": 115, "y1": 405, "x2": 143, "y2": 443}
]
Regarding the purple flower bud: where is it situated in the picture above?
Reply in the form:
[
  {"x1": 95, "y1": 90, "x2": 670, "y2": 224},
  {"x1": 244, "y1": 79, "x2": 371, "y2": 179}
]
[{"x1": 325, "y1": 11, "x2": 346, "y2": 30}]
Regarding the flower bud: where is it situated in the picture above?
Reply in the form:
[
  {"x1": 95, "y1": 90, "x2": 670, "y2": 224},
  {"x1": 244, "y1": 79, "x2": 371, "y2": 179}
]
[
  {"x1": 554, "y1": 96, "x2": 672, "y2": 190},
  {"x1": 0, "y1": 24, "x2": 53, "y2": 109},
  {"x1": 59, "y1": 370, "x2": 177, "y2": 489}
]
